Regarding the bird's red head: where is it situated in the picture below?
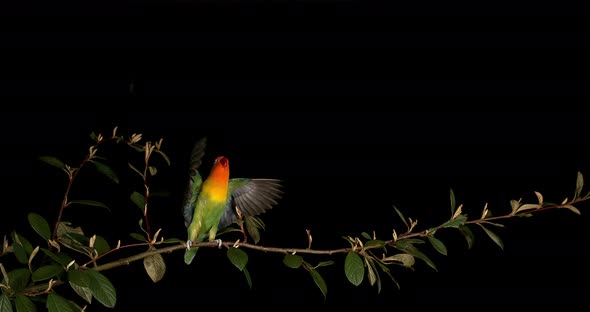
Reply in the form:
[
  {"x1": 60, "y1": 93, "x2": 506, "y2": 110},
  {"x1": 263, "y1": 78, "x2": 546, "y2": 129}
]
[
  {"x1": 214, "y1": 156, "x2": 229, "y2": 168},
  {"x1": 208, "y1": 156, "x2": 230, "y2": 183}
]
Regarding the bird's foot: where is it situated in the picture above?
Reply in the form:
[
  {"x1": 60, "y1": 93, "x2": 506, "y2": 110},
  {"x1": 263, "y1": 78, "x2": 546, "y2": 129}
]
[{"x1": 186, "y1": 240, "x2": 193, "y2": 250}]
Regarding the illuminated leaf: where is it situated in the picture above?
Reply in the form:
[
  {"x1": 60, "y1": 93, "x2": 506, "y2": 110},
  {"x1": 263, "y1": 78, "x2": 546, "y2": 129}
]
[
  {"x1": 344, "y1": 252, "x2": 364, "y2": 286},
  {"x1": 143, "y1": 252, "x2": 166, "y2": 283},
  {"x1": 69, "y1": 200, "x2": 110, "y2": 212}
]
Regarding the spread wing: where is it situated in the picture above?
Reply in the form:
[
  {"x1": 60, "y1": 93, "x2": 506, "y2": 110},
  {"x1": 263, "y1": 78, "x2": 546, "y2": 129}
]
[
  {"x1": 218, "y1": 178, "x2": 283, "y2": 229},
  {"x1": 182, "y1": 137, "x2": 207, "y2": 227}
]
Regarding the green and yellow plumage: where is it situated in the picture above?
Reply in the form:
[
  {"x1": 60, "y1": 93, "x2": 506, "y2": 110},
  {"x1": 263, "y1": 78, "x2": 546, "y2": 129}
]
[{"x1": 183, "y1": 138, "x2": 283, "y2": 264}]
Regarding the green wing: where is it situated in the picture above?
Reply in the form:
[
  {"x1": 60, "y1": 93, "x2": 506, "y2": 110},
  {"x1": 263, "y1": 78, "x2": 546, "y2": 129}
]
[
  {"x1": 182, "y1": 137, "x2": 207, "y2": 227},
  {"x1": 218, "y1": 178, "x2": 283, "y2": 229}
]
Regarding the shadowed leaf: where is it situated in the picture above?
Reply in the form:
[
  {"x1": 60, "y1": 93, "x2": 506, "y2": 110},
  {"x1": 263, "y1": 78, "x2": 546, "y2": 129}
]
[
  {"x1": 243, "y1": 267, "x2": 252, "y2": 289},
  {"x1": 427, "y1": 236, "x2": 448, "y2": 255},
  {"x1": 27, "y1": 213, "x2": 51, "y2": 241},
  {"x1": 93, "y1": 236, "x2": 110, "y2": 255},
  {"x1": 129, "y1": 233, "x2": 147, "y2": 242},
  {"x1": 3, "y1": 269, "x2": 30, "y2": 292},
  {"x1": 32, "y1": 264, "x2": 63, "y2": 282},
  {"x1": 92, "y1": 161, "x2": 119, "y2": 184},
  {"x1": 69, "y1": 200, "x2": 110, "y2": 212},
  {"x1": 459, "y1": 225, "x2": 475, "y2": 249},
  {"x1": 309, "y1": 269, "x2": 327, "y2": 300},
  {"x1": 283, "y1": 254, "x2": 303, "y2": 269},
  {"x1": 130, "y1": 192, "x2": 146, "y2": 210},
  {"x1": 478, "y1": 224, "x2": 504, "y2": 250},
  {"x1": 47, "y1": 293, "x2": 75, "y2": 312},
  {"x1": 15, "y1": 294, "x2": 37, "y2": 312},
  {"x1": 39, "y1": 156, "x2": 65, "y2": 170},
  {"x1": 393, "y1": 205, "x2": 409, "y2": 229},
  {"x1": 0, "y1": 293, "x2": 11, "y2": 312},
  {"x1": 450, "y1": 188, "x2": 456, "y2": 216},
  {"x1": 227, "y1": 248, "x2": 248, "y2": 271}
]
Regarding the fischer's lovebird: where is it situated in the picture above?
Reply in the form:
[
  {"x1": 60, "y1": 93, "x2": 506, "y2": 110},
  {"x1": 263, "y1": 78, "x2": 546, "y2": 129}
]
[{"x1": 183, "y1": 138, "x2": 283, "y2": 264}]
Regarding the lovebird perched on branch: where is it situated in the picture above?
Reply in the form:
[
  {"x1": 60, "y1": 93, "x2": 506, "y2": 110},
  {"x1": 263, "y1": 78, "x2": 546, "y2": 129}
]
[{"x1": 183, "y1": 138, "x2": 283, "y2": 265}]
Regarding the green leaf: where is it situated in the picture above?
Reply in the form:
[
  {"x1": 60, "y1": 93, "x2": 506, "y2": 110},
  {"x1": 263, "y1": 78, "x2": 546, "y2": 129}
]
[
  {"x1": 69, "y1": 282, "x2": 92, "y2": 304},
  {"x1": 12, "y1": 232, "x2": 34, "y2": 256},
  {"x1": 459, "y1": 225, "x2": 475, "y2": 249},
  {"x1": 69, "y1": 200, "x2": 110, "y2": 212},
  {"x1": 161, "y1": 238, "x2": 184, "y2": 244},
  {"x1": 393, "y1": 205, "x2": 409, "y2": 229},
  {"x1": 32, "y1": 264, "x2": 63, "y2": 282},
  {"x1": 442, "y1": 214, "x2": 468, "y2": 228},
  {"x1": 130, "y1": 192, "x2": 146, "y2": 210},
  {"x1": 450, "y1": 188, "x2": 456, "y2": 217},
  {"x1": 385, "y1": 253, "x2": 415, "y2": 268},
  {"x1": 39, "y1": 156, "x2": 65, "y2": 170},
  {"x1": 93, "y1": 236, "x2": 110, "y2": 255},
  {"x1": 148, "y1": 166, "x2": 158, "y2": 176},
  {"x1": 344, "y1": 252, "x2": 364, "y2": 286},
  {"x1": 309, "y1": 269, "x2": 327, "y2": 300},
  {"x1": 478, "y1": 224, "x2": 504, "y2": 250},
  {"x1": 394, "y1": 238, "x2": 425, "y2": 249},
  {"x1": 14, "y1": 294, "x2": 36, "y2": 312},
  {"x1": 481, "y1": 221, "x2": 505, "y2": 227},
  {"x1": 27, "y1": 213, "x2": 51, "y2": 241},
  {"x1": 283, "y1": 254, "x2": 303, "y2": 269},
  {"x1": 129, "y1": 233, "x2": 147, "y2": 242},
  {"x1": 0, "y1": 293, "x2": 13, "y2": 312},
  {"x1": 227, "y1": 248, "x2": 248, "y2": 271},
  {"x1": 315, "y1": 261, "x2": 335, "y2": 268},
  {"x1": 12, "y1": 244, "x2": 28, "y2": 265},
  {"x1": 46, "y1": 293, "x2": 75, "y2": 312},
  {"x1": 87, "y1": 269, "x2": 117, "y2": 308},
  {"x1": 243, "y1": 267, "x2": 252, "y2": 290},
  {"x1": 361, "y1": 232, "x2": 371, "y2": 240},
  {"x1": 68, "y1": 270, "x2": 91, "y2": 288},
  {"x1": 92, "y1": 161, "x2": 120, "y2": 184},
  {"x1": 365, "y1": 240, "x2": 385, "y2": 248},
  {"x1": 4, "y1": 269, "x2": 30, "y2": 292},
  {"x1": 89, "y1": 131, "x2": 98, "y2": 142},
  {"x1": 427, "y1": 236, "x2": 448, "y2": 256},
  {"x1": 395, "y1": 244, "x2": 437, "y2": 271},
  {"x1": 575, "y1": 171, "x2": 584, "y2": 199},
  {"x1": 143, "y1": 253, "x2": 166, "y2": 283}
]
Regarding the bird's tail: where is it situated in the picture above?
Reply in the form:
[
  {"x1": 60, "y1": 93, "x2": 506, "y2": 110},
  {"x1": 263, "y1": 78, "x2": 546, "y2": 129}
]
[{"x1": 184, "y1": 246, "x2": 199, "y2": 265}]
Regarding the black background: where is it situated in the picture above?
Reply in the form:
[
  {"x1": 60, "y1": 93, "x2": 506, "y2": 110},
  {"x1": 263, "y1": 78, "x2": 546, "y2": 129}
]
[{"x1": 2, "y1": 0, "x2": 590, "y2": 310}]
